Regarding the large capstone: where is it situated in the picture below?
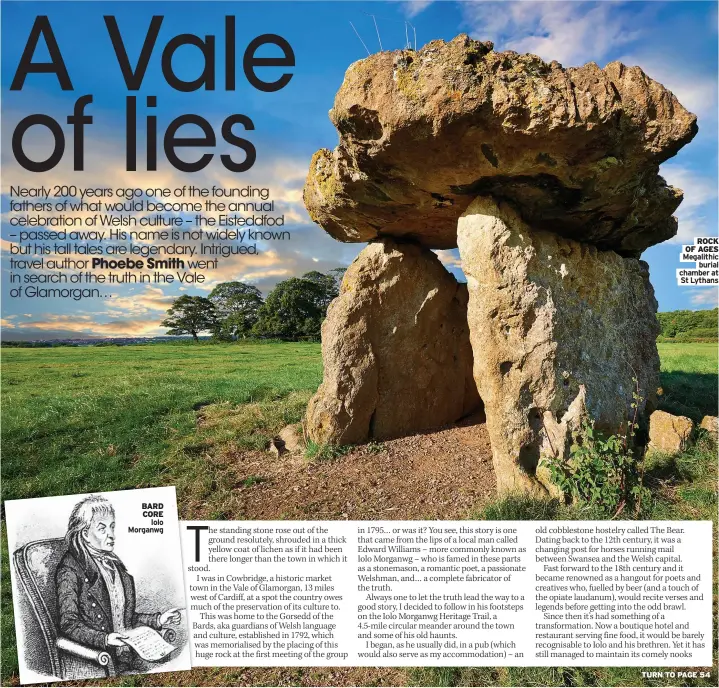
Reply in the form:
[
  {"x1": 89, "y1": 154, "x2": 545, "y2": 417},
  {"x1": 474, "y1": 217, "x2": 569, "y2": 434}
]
[
  {"x1": 304, "y1": 34, "x2": 697, "y2": 256},
  {"x1": 457, "y1": 197, "x2": 660, "y2": 495},
  {"x1": 305, "y1": 238, "x2": 481, "y2": 444}
]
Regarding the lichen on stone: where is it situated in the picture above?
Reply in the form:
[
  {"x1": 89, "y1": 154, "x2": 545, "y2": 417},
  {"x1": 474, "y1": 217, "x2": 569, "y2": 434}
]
[{"x1": 304, "y1": 33, "x2": 697, "y2": 254}]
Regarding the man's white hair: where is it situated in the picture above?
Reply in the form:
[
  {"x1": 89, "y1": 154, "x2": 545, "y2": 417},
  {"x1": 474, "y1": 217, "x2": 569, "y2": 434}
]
[{"x1": 65, "y1": 494, "x2": 115, "y2": 546}]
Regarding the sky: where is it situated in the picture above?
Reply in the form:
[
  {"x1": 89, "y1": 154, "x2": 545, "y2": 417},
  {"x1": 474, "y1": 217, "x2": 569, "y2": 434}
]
[{"x1": 1, "y1": 0, "x2": 717, "y2": 340}]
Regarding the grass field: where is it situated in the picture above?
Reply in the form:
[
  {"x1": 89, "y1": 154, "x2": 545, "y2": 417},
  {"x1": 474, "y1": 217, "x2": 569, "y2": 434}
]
[
  {"x1": 1, "y1": 342, "x2": 322, "y2": 505},
  {"x1": 1, "y1": 341, "x2": 716, "y2": 686}
]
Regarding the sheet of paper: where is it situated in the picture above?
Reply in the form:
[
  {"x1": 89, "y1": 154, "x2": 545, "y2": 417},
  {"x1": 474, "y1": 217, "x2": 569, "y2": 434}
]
[{"x1": 122, "y1": 626, "x2": 175, "y2": 662}]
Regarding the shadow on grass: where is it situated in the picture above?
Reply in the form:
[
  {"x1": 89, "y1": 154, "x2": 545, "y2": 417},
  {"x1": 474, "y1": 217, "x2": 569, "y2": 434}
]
[
  {"x1": 644, "y1": 438, "x2": 713, "y2": 486},
  {"x1": 658, "y1": 371, "x2": 718, "y2": 422}
]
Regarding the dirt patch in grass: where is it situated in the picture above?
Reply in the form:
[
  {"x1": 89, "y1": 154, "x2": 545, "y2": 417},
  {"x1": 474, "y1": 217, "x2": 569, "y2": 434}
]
[{"x1": 186, "y1": 410, "x2": 495, "y2": 520}]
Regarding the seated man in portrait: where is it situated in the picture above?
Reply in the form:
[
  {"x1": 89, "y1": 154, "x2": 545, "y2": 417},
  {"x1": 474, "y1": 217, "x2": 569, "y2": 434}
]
[{"x1": 55, "y1": 495, "x2": 181, "y2": 672}]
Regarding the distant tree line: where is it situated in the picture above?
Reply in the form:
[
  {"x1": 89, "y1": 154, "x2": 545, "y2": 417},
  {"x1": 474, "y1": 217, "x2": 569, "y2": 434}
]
[
  {"x1": 657, "y1": 308, "x2": 717, "y2": 342},
  {"x1": 161, "y1": 269, "x2": 347, "y2": 342},
  {"x1": 3, "y1": 305, "x2": 714, "y2": 347},
  {"x1": 1, "y1": 341, "x2": 71, "y2": 348}
]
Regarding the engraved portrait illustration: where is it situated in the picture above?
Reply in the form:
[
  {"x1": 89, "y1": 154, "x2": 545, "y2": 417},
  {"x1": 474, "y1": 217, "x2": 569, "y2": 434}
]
[{"x1": 6, "y1": 487, "x2": 191, "y2": 684}]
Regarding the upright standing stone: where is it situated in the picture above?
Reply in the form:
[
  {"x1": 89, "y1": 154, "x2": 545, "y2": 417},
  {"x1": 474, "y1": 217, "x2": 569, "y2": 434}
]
[
  {"x1": 458, "y1": 197, "x2": 660, "y2": 495},
  {"x1": 305, "y1": 238, "x2": 481, "y2": 445}
]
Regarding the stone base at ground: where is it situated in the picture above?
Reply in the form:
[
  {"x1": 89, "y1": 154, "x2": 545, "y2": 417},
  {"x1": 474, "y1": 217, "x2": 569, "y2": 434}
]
[
  {"x1": 699, "y1": 415, "x2": 718, "y2": 436},
  {"x1": 648, "y1": 410, "x2": 694, "y2": 454},
  {"x1": 305, "y1": 238, "x2": 481, "y2": 445},
  {"x1": 458, "y1": 196, "x2": 660, "y2": 495},
  {"x1": 278, "y1": 424, "x2": 304, "y2": 454}
]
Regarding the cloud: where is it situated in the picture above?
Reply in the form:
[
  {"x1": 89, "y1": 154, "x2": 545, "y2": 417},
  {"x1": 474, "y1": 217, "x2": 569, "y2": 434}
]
[
  {"x1": 193, "y1": 227, "x2": 361, "y2": 294},
  {"x1": 433, "y1": 249, "x2": 461, "y2": 269},
  {"x1": 102, "y1": 286, "x2": 176, "y2": 318},
  {"x1": 663, "y1": 165, "x2": 719, "y2": 213},
  {"x1": 460, "y1": 1, "x2": 641, "y2": 67},
  {"x1": 403, "y1": 1, "x2": 433, "y2": 19},
  {"x1": 0, "y1": 313, "x2": 165, "y2": 340},
  {"x1": 689, "y1": 288, "x2": 719, "y2": 308},
  {"x1": 660, "y1": 163, "x2": 718, "y2": 244},
  {"x1": 1, "y1": 99, "x2": 314, "y2": 242},
  {"x1": 2, "y1": 105, "x2": 363, "y2": 338}
]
